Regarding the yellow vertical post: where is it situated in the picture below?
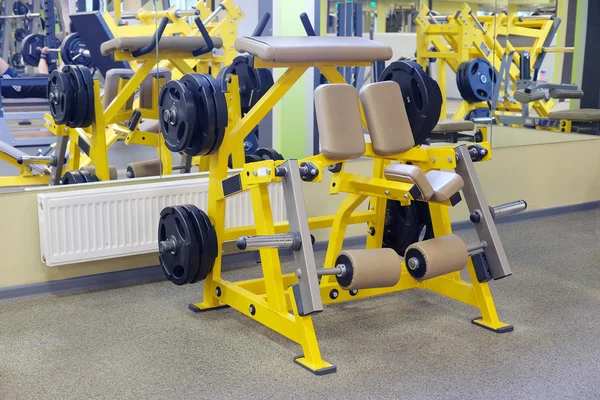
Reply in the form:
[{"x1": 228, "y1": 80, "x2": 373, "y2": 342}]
[
  {"x1": 249, "y1": 184, "x2": 288, "y2": 313},
  {"x1": 438, "y1": 59, "x2": 447, "y2": 119}
]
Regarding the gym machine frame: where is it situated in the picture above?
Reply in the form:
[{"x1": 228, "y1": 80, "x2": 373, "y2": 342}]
[
  {"x1": 41, "y1": 2, "x2": 245, "y2": 182},
  {"x1": 183, "y1": 17, "x2": 519, "y2": 374},
  {"x1": 415, "y1": 3, "x2": 561, "y2": 123}
]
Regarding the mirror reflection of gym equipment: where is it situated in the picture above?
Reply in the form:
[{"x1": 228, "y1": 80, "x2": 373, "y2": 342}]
[{"x1": 1, "y1": 0, "x2": 600, "y2": 398}]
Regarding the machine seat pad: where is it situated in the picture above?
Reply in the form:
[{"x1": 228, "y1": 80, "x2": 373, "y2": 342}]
[
  {"x1": 549, "y1": 89, "x2": 584, "y2": 100},
  {"x1": 548, "y1": 109, "x2": 600, "y2": 122},
  {"x1": 100, "y1": 36, "x2": 224, "y2": 56},
  {"x1": 431, "y1": 120, "x2": 475, "y2": 134},
  {"x1": 425, "y1": 170, "x2": 464, "y2": 203},
  {"x1": 234, "y1": 36, "x2": 393, "y2": 63},
  {"x1": 514, "y1": 90, "x2": 546, "y2": 104},
  {"x1": 384, "y1": 164, "x2": 434, "y2": 200}
]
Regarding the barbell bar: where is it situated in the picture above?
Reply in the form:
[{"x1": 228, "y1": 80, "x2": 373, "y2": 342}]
[{"x1": 0, "y1": 12, "x2": 40, "y2": 20}]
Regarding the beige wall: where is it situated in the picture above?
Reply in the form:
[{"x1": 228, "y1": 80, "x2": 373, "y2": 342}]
[{"x1": 2, "y1": 138, "x2": 600, "y2": 289}]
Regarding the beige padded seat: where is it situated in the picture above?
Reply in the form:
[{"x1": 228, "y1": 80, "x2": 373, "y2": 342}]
[
  {"x1": 100, "y1": 36, "x2": 223, "y2": 56},
  {"x1": 548, "y1": 109, "x2": 600, "y2": 122},
  {"x1": 314, "y1": 84, "x2": 365, "y2": 160},
  {"x1": 138, "y1": 119, "x2": 160, "y2": 133},
  {"x1": 431, "y1": 120, "x2": 475, "y2": 134},
  {"x1": 426, "y1": 170, "x2": 464, "y2": 203},
  {"x1": 514, "y1": 90, "x2": 546, "y2": 104},
  {"x1": 139, "y1": 67, "x2": 172, "y2": 109},
  {"x1": 103, "y1": 69, "x2": 135, "y2": 109},
  {"x1": 234, "y1": 36, "x2": 393, "y2": 63},
  {"x1": 549, "y1": 88, "x2": 584, "y2": 99},
  {"x1": 359, "y1": 82, "x2": 414, "y2": 156},
  {"x1": 384, "y1": 164, "x2": 434, "y2": 200}
]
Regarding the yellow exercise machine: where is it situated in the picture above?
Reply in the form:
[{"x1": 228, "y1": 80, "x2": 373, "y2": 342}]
[
  {"x1": 156, "y1": 14, "x2": 526, "y2": 374},
  {"x1": 39, "y1": 1, "x2": 248, "y2": 184},
  {"x1": 415, "y1": 3, "x2": 572, "y2": 123}
]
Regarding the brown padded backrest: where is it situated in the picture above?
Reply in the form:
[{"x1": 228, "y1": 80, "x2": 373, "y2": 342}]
[
  {"x1": 103, "y1": 69, "x2": 135, "y2": 110},
  {"x1": 359, "y1": 82, "x2": 414, "y2": 156},
  {"x1": 314, "y1": 84, "x2": 365, "y2": 160}
]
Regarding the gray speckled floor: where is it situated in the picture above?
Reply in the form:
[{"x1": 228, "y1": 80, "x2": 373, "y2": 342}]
[{"x1": 2, "y1": 210, "x2": 600, "y2": 399}]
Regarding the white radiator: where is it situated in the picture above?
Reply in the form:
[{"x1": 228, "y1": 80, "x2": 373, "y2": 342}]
[{"x1": 37, "y1": 178, "x2": 286, "y2": 267}]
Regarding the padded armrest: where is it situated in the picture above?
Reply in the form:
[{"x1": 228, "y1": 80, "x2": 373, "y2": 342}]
[
  {"x1": 384, "y1": 164, "x2": 434, "y2": 200},
  {"x1": 514, "y1": 90, "x2": 546, "y2": 104},
  {"x1": 100, "y1": 36, "x2": 223, "y2": 56},
  {"x1": 235, "y1": 36, "x2": 393, "y2": 63},
  {"x1": 549, "y1": 88, "x2": 584, "y2": 100}
]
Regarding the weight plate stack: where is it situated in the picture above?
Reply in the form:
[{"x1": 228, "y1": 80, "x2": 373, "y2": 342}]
[
  {"x1": 78, "y1": 66, "x2": 95, "y2": 128},
  {"x1": 158, "y1": 80, "x2": 198, "y2": 153},
  {"x1": 180, "y1": 74, "x2": 217, "y2": 156},
  {"x1": 379, "y1": 60, "x2": 443, "y2": 146},
  {"x1": 382, "y1": 201, "x2": 434, "y2": 255},
  {"x1": 197, "y1": 74, "x2": 228, "y2": 155},
  {"x1": 158, "y1": 205, "x2": 217, "y2": 285},
  {"x1": 63, "y1": 66, "x2": 88, "y2": 128},
  {"x1": 47, "y1": 70, "x2": 74, "y2": 125},
  {"x1": 456, "y1": 58, "x2": 497, "y2": 103}
]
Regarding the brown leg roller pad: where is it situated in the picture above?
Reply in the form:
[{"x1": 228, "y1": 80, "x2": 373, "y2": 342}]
[
  {"x1": 335, "y1": 248, "x2": 401, "y2": 290},
  {"x1": 404, "y1": 234, "x2": 468, "y2": 281},
  {"x1": 126, "y1": 160, "x2": 162, "y2": 178},
  {"x1": 80, "y1": 165, "x2": 118, "y2": 180}
]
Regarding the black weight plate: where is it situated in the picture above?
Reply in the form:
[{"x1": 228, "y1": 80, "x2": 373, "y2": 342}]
[
  {"x1": 15, "y1": 28, "x2": 27, "y2": 42},
  {"x1": 226, "y1": 55, "x2": 260, "y2": 114},
  {"x1": 77, "y1": 66, "x2": 95, "y2": 128},
  {"x1": 421, "y1": 77, "x2": 443, "y2": 143},
  {"x1": 466, "y1": 107, "x2": 492, "y2": 121},
  {"x1": 159, "y1": 80, "x2": 197, "y2": 153},
  {"x1": 21, "y1": 33, "x2": 44, "y2": 67},
  {"x1": 255, "y1": 147, "x2": 284, "y2": 161},
  {"x1": 246, "y1": 154, "x2": 263, "y2": 163},
  {"x1": 61, "y1": 33, "x2": 92, "y2": 67},
  {"x1": 254, "y1": 68, "x2": 274, "y2": 107},
  {"x1": 61, "y1": 170, "x2": 85, "y2": 184},
  {"x1": 379, "y1": 61, "x2": 434, "y2": 146},
  {"x1": 158, "y1": 206, "x2": 201, "y2": 286},
  {"x1": 182, "y1": 205, "x2": 217, "y2": 283},
  {"x1": 182, "y1": 73, "x2": 217, "y2": 156},
  {"x1": 382, "y1": 201, "x2": 419, "y2": 255},
  {"x1": 13, "y1": 1, "x2": 28, "y2": 15},
  {"x1": 64, "y1": 66, "x2": 88, "y2": 128},
  {"x1": 47, "y1": 70, "x2": 74, "y2": 124},
  {"x1": 200, "y1": 74, "x2": 228, "y2": 155},
  {"x1": 79, "y1": 170, "x2": 99, "y2": 183}
]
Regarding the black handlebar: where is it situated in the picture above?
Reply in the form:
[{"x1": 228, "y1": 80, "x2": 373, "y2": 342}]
[
  {"x1": 252, "y1": 12, "x2": 271, "y2": 36},
  {"x1": 300, "y1": 13, "x2": 316, "y2": 36},
  {"x1": 132, "y1": 17, "x2": 169, "y2": 57},
  {"x1": 192, "y1": 17, "x2": 215, "y2": 56}
]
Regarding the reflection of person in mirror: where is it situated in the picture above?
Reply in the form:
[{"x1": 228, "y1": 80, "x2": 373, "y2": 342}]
[
  {"x1": 539, "y1": 70, "x2": 547, "y2": 83},
  {"x1": 0, "y1": 47, "x2": 64, "y2": 98}
]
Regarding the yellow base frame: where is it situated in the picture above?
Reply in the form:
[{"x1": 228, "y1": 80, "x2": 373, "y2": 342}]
[{"x1": 184, "y1": 60, "x2": 512, "y2": 374}]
